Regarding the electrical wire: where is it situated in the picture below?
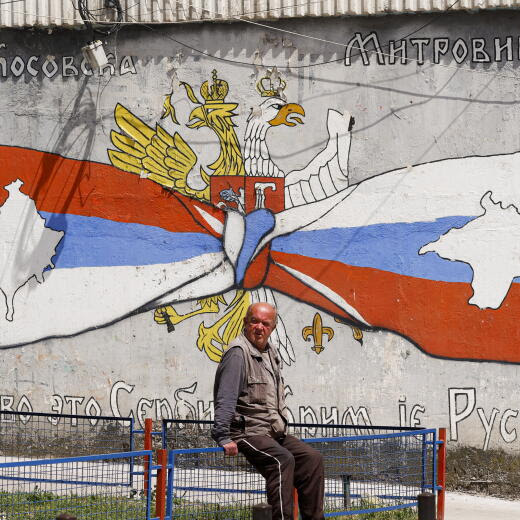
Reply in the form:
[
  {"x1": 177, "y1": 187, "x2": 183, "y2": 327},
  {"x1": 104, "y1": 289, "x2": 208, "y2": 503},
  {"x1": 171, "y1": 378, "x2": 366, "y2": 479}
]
[
  {"x1": 0, "y1": 0, "x2": 25, "y2": 6},
  {"x1": 76, "y1": 0, "x2": 123, "y2": 36},
  {"x1": 119, "y1": 0, "x2": 142, "y2": 13}
]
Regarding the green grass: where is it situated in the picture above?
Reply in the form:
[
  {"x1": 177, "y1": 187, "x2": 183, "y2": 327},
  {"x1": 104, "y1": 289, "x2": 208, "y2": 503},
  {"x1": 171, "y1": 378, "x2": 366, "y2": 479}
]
[
  {"x1": 168, "y1": 498, "x2": 417, "y2": 519},
  {"x1": 0, "y1": 488, "x2": 148, "y2": 520},
  {"x1": 0, "y1": 489, "x2": 417, "y2": 519},
  {"x1": 323, "y1": 499, "x2": 417, "y2": 519},
  {"x1": 347, "y1": 507, "x2": 417, "y2": 519}
]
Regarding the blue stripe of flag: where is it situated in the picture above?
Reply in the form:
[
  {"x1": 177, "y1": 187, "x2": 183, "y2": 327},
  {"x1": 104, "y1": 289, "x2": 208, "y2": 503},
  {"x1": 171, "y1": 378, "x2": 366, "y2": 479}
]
[
  {"x1": 272, "y1": 216, "x2": 478, "y2": 283},
  {"x1": 41, "y1": 212, "x2": 222, "y2": 268}
]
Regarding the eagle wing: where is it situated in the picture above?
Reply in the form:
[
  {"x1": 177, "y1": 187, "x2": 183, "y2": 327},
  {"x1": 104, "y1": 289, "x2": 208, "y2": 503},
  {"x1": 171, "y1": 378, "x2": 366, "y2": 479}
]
[
  {"x1": 108, "y1": 103, "x2": 210, "y2": 201},
  {"x1": 283, "y1": 109, "x2": 353, "y2": 208}
]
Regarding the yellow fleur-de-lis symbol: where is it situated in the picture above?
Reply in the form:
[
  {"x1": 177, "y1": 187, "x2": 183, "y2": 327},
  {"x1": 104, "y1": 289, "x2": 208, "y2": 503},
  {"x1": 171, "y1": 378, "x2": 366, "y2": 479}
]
[{"x1": 302, "y1": 313, "x2": 334, "y2": 354}]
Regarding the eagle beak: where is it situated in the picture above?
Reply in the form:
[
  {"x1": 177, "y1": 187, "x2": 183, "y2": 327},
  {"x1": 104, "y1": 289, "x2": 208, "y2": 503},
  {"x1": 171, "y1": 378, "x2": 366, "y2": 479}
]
[
  {"x1": 187, "y1": 106, "x2": 206, "y2": 129},
  {"x1": 269, "y1": 103, "x2": 305, "y2": 127}
]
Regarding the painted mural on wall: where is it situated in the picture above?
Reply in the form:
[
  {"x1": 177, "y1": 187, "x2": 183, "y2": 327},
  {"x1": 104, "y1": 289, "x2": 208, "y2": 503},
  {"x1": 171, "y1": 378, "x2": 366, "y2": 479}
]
[
  {"x1": 1, "y1": 11, "x2": 520, "y2": 449},
  {"x1": 1, "y1": 64, "x2": 519, "y2": 363}
]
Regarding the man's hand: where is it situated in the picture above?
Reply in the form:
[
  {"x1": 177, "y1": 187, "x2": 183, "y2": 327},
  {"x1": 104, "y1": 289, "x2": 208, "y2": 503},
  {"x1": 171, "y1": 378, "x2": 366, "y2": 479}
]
[{"x1": 223, "y1": 441, "x2": 238, "y2": 456}]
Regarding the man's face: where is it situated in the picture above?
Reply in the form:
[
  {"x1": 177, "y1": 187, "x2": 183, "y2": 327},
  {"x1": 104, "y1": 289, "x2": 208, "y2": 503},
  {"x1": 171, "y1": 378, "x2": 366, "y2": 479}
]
[{"x1": 244, "y1": 304, "x2": 277, "y2": 351}]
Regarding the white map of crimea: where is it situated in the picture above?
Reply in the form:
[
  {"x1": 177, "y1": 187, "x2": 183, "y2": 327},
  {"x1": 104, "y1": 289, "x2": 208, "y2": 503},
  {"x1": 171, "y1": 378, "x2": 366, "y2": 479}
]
[
  {"x1": 420, "y1": 191, "x2": 520, "y2": 310},
  {"x1": 0, "y1": 179, "x2": 64, "y2": 321}
]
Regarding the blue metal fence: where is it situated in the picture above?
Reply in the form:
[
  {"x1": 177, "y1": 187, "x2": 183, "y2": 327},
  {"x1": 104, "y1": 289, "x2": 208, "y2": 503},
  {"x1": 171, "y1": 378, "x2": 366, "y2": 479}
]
[
  {"x1": 0, "y1": 450, "x2": 155, "y2": 519},
  {"x1": 165, "y1": 429, "x2": 437, "y2": 518},
  {"x1": 0, "y1": 415, "x2": 440, "y2": 519}
]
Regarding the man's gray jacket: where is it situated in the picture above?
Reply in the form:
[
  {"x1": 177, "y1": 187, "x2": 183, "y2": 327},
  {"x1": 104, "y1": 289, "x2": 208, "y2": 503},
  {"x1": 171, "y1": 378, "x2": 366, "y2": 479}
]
[{"x1": 211, "y1": 332, "x2": 289, "y2": 446}]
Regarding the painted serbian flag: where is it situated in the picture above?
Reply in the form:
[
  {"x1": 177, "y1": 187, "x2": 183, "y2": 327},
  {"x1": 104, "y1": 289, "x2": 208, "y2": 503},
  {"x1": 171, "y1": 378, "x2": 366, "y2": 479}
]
[{"x1": 0, "y1": 146, "x2": 232, "y2": 347}]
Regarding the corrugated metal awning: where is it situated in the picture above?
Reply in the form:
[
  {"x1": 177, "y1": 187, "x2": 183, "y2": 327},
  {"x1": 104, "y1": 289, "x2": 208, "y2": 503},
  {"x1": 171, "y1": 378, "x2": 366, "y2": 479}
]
[{"x1": 1, "y1": 0, "x2": 519, "y2": 27}]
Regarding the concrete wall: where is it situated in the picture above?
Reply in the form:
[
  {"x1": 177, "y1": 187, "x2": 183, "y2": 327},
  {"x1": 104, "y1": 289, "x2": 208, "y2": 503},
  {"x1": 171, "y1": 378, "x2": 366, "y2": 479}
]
[{"x1": 1, "y1": 10, "x2": 520, "y2": 452}]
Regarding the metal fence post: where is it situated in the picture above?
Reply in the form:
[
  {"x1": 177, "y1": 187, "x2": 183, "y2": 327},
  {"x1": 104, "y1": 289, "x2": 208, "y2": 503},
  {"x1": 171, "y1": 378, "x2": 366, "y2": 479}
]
[
  {"x1": 437, "y1": 427, "x2": 446, "y2": 520},
  {"x1": 144, "y1": 418, "x2": 153, "y2": 494},
  {"x1": 293, "y1": 488, "x2": 299, "y2": 520},
  {"x1": 145, "y1": 451, "x2": 153, "y2": 520},
  {"x1": 155, "y1": 449, "x2": 167, "y2": 520},
  {"x1": 418, "y1": 492, "x2": 435, "y2": 520},
  {"x1": 341, "y1": 474, "x2": 351, "y2": 509},
  {"x1": 144, "y1": 418, "x2": 153, "y2": 450},
  {"x1": 421, "y1": 432, "x2": 428, "y2": 492},
  {"x1": 252, "y1": 503, "x2": 272, "y2": 520},
  {"x1": 165, "y1": 450, "x2": 175, "y2": 520},
  {"x1": 161, "y1": 419, "x2": 168, "y2": 449}
]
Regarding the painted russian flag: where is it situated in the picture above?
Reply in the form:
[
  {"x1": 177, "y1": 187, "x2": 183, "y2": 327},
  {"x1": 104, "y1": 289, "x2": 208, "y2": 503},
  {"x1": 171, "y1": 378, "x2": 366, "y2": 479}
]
[
  {"x1": 267, "y1": 153, "x2": 520, "y2": 363},
  {"x1": 0, "y1": 146, "x2": 232, "y2": 347}
]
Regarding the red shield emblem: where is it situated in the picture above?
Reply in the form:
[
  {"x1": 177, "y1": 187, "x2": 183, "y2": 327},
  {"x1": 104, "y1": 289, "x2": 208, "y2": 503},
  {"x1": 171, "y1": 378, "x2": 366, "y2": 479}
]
[{"x1": 210, "y1": 176, "x2": 285, "y2": 213}]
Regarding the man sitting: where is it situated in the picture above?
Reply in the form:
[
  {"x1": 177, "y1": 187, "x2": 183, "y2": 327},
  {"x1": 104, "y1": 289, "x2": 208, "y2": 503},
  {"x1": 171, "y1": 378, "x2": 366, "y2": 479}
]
[{"x1": 212, "y1": 302, "x2": 325, "y2": 520}]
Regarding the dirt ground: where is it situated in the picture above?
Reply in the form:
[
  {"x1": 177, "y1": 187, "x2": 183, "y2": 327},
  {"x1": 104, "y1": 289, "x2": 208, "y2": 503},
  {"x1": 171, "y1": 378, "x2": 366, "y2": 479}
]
[
  {"x1": 443, "y1": 446, "x2": 520, "y2": 519},
  {"x1": 446, "y1": 446, "x2": 520, "y2": 500}
]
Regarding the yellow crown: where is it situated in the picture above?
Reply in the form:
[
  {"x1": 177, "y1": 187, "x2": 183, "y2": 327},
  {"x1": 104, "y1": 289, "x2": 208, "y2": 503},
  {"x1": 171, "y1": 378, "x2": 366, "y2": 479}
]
[
  {"x1": 200, "y1": 69, "x2": 229, "y2": 103},
  {"x1": 256, "y1": 69, "x2": 286, "y2": 97}
]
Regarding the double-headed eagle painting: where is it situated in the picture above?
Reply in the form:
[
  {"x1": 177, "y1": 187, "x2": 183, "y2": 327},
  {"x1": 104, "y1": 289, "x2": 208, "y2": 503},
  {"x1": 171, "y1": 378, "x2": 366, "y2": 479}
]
[{"x1": 108, "y1": 68, "x2": 358, "y2": 365}]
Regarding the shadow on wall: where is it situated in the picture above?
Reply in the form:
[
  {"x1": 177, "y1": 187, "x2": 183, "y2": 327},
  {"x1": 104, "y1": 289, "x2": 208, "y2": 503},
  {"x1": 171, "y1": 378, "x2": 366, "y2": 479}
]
[{"x1": 34, "y1": 75, "x2": 99, "y2": 269}]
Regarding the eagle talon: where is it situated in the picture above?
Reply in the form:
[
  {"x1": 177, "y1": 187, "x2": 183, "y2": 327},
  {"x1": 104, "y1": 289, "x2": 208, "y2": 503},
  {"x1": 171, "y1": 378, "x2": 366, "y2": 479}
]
[{"x1": 154, "y1": 305, "x2": 183, "y2": 328}]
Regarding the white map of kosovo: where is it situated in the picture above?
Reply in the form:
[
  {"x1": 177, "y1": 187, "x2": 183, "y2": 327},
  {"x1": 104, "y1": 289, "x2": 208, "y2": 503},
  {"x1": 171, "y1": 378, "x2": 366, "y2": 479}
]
[
  {"x1": 419, "y1": 191, "x2": 520, "y2": 309},
  {"x1": 0, "y1": 179, "x2": 64, "y2": 321}
]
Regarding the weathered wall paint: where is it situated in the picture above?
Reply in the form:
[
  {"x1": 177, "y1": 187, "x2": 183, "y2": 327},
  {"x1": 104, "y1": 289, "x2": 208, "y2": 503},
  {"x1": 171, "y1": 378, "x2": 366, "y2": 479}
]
[{"x1": 1, "y1": 12, "x2": 520, "y2": 452}]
